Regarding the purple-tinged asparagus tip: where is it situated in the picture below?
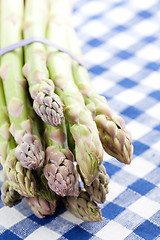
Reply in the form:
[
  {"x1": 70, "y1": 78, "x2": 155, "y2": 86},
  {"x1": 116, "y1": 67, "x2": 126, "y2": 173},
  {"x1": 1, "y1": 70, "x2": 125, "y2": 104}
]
[{"x1": 15, "y1": 133, "x2": 45, "y2": 170}]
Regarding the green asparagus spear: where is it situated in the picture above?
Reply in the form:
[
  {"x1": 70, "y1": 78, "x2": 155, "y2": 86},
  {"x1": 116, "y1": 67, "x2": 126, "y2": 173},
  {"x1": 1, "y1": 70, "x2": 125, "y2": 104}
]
[
  {"x1": 64, "y1": 190, "x2": 103, "y2": 222},
  {"x1": 0, "y1": 78, "x2": 37, "y2": 197},
  {"x1": 43, "y1": 121, "x2": 80, "y2": 197},
  {"x1": 46, "y1": 1, "x2": 104, "y2": 186},
  {"x1": 0, "y1": 0, "x2": 45, "y2": 170},
  {"x1": 23, "y1": 0, "x2": 64, "y2": 127}
]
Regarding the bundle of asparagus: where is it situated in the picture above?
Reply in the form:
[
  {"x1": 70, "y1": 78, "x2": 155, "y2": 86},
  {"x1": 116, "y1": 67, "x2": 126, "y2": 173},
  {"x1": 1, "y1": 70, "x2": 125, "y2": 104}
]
[{"x1": 0, "y1": 0, "x2": 133, "y2": 222}]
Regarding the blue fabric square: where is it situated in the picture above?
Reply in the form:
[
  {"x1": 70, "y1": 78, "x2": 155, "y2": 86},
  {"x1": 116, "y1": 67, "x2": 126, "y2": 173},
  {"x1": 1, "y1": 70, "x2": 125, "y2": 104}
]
[
  {"x1": 149, "y1": 90, "x2": 160, "y2": 101},
  {"x1": 115, "y1": 209, "x2": 144, "y2": 230},
  {"x1": 46, "y1": 216, "x2": 75, "y2": 234},
  {"x1": 103, "y1": 162, "x2": 121, "y2": 177},
  {"x1": 113, "y1": 189, "x2": 141, "y2": 207},
  {"x1": 133, "y1": 141, "x2": 149, "y2": 155},
  {"x1": 138, "y1": 11, "x2": 152, "y2": 18},
  {"x1": 149, "y1": 210, "x2": 160, "y2": 227},
  {"x1": 10, "y1": 218, "x2": 40, "y2": 239},
  {"x1": 116, "y1": 50, "x2": 133, "y2": 59},
  {"x1": 80, "y1": 219, "x2": 109, "y2": 234},
  {"x1": 121, "y1": 106, "x2": 143, "y2": 119},
  {"x1": 142, "y1": 36, "x2": 157, "y2": 43},
  {"x1": 118, "y1": 78, "x2": 137, "y2": 88},
  {"x1": 0, "y1": 230, "x2": 23, "y2": 240},
  {"x1": 89, "y1": 65, "x2": 106, "y2": 74},
  {"x1": 102, "y1": 202, "x2": 125, "y2": 220},
  {"x1": 145, "y1": 62, "x2": 160, "y2": 71},
  {"x1": 134, "y1": 220, "x2": 160, "y2": 240},
  {"x1": 129, "y1": 178, "x2": 155, "y2": 195},
  {"x1": 87, "y1": 38, "x2": 103, "y2": 47},
  {"x1": 113, "y1": 25, "x2": 127, "y2": 32},
  {"x1": 154, "y1": 124, "x2": 160, "y2": 131},
  {"x1": 63, "y1": 226, "x2": 93, "y2": 240}
]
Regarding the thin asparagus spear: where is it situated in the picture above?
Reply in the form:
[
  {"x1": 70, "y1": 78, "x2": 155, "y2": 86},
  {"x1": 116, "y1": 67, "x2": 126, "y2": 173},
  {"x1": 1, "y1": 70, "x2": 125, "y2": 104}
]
[
  {"x1": 48, "y1": 0, "x2": 133, "y2": 164},
  {"x1": 43, "y1": 121, "x2": 80, "y2": 197},
  {"x1": 0, "y1": 0, "x2": 45, "y2": 170},
  {"x1": 46, "y1": 0, "x2": 104, "y2": 186},
  {"x1": 23, "y1": 0, "x2": 64, "y2": 127},
  {"x1": 78, "y1": 164, "x2": 109, "y2": 204}
]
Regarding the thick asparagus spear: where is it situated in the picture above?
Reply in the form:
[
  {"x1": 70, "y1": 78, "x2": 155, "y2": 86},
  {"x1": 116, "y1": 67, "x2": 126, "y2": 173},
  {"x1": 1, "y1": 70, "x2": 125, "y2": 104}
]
[
  {"x1": 0, "y1": 78, "x2": 37, "y2": 197},
  {"x1": 23, "y1": 0, "x2": 64, "y2": 127},
  {"x1": 64, "y1": 190, "x2": 103, "y2": 222},
  {"x1": 0, "y1": 0, "x2": 44, "y2": 170},
  {"x1": 43, "y1": 121, "x2": 80, "y2": 197},
  {"x1": 46, "y1": 1, "x2": 104, "y2": 186}
]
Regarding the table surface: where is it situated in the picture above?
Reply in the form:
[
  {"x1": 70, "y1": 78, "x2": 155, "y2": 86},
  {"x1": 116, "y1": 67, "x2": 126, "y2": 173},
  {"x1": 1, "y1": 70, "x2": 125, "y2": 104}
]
[{"x1": 0, "y1": 0, "x2": 160, "y2": 239}]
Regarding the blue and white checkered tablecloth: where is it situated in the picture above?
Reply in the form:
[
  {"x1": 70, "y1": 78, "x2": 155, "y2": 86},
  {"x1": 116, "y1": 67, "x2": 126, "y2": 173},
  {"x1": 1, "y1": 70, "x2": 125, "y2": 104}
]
[{"x1": 0, "y1": 0, "x2": 160, "y2": 239}]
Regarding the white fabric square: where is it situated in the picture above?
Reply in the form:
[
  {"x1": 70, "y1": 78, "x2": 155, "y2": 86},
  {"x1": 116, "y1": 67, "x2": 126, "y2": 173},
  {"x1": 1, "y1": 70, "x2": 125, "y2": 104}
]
[
  {"x1": 123, "y1": 157, "x2": 156, "y2": 178},
  {"x1": 96, "y1": 220, "x2": 131, "y2": 240},
  {"x1": 131, "y1": 0, "x2": 157, "y2": 9},
  {"x1": 92, "y1": 76, "x2": 115, "y2": 94},
  {"x1": 85, "y1": 48, "x2": 111, "y2": 65},
  {"x1": 128, "y1": 196, "x2": 160, "y2": 219},
  {"x1": 60, "y1": 211, "x2": 83, "y2": 225},
  {"x1": 81, "y1": 1, "x2": 107, "y2": 15},
  {"x1": 133, "y1": 20, "x2": 159, "y2": 36},
  {"x1": 109, "y1": 33, "x2": 136, "y2": 49},
  {"x1": 152, "y1": 141, "x2": 160, "y2": 152},
  {"x1": 107, "y1": 7, "x2": 133, "y2": 24},
  {"x1": 137, "y1": 45, "x2": 160, "y2": 61},
  {"x1": 82, "y1": 20, "x2": 108, "y2": 37},
  {"x1": 25, "y1": 226, "x2": 61, "y2": 240},
  {"x1": 143, "y1": 72, "x2": 160, "y2": 89},
  {"x1": 111, "y1": 61, "x2": 140, "y2": 77},
  {"x1": 0, "y1": 207, "x2": 26, "y2": 228},
  {"x1": 126, "y1": 120, "x2": 151, "y2": 140},
  {"x1": 106, "y1": 180, "x2": 126, "y2": 202},
  {"x1": 147, "y1": 103, "x2": 160, "y2": 120},
  {"x1": 115, "y1": 89, "x2": 145, "y2": 105}
]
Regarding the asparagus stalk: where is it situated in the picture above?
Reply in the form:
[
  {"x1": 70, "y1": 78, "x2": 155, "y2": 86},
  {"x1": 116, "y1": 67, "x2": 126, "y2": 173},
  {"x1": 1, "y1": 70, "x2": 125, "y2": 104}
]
[
  {"x1": 0, "y1": 0, "x2": 45, "y2": 170},
  {"x1": 46, "y1": 1, "x2": 104, "y2": 186},
  {"x1": 0, "y1": 78, "x2": 37, "y2": 197},
  {"x1": 64, "y1": 190, "x2": 103, "y2": 222},
  {"x1": 1, "y1": 180, "x2": 22, "y2": 207},
  {"x1": 22, "y1": 0, "x2": 64, "y2": 127},
  {"x1": 69, "y1": 26, "x2": 133, "y2": 165},
  {"x1": 48, "y1": 0, "x2": 133, "y2": 164},
  {"x1": 43, "y1": 121, "x2": 80, "y2": 197},
  {"x1": 78, "y1": 164, "x2": 109, "y2": 204}
]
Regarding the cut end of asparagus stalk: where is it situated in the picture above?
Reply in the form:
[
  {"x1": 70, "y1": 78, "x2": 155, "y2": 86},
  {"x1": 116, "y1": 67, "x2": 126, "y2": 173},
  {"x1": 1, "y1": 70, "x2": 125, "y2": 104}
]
[
  {"x1": 15, "y1": 133, "x2": 45, "y2": 170},
  {"x1": 44, "y1": 146, "x2": 80, "y2": 197}
]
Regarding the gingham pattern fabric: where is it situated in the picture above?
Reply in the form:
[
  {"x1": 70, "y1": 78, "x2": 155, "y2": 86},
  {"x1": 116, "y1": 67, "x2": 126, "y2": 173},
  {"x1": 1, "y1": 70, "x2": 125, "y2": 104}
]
[{"x1": 0, "y1": 0, "x2": 160, "y2": 239}]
